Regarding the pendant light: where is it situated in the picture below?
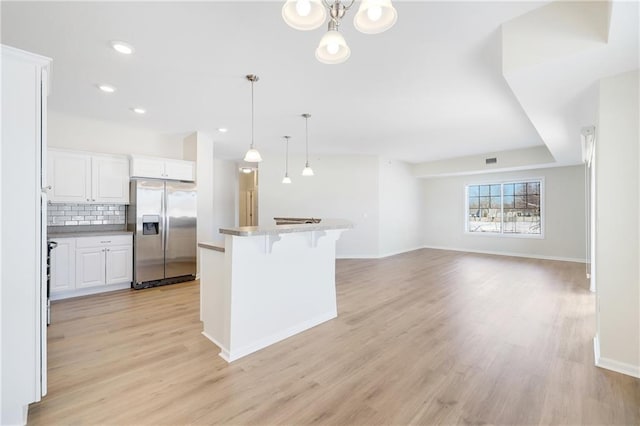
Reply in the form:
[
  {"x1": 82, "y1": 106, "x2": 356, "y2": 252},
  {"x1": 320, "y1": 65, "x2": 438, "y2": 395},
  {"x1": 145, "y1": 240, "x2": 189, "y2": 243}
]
[
  {"x1": 282, "y1": 136, "x2": 292, "y2": 184},
  {"x1": 301, "y1": 113, "x2": 314, "y2": 176},
  {"x1": 243, "y1": 74, "x2": 263, "y2": 163}
]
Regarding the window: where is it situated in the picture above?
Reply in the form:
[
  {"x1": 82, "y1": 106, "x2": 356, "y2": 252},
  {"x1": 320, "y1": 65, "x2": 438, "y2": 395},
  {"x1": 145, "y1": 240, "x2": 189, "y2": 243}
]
[{"x1": 466, "y1": 180, "x2": 542, "y2": 236}]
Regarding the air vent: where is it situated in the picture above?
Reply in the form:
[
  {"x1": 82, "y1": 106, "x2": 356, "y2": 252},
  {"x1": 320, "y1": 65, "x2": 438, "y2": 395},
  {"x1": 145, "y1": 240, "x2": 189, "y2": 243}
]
[{"x1": 485, "y1": 157, "x2": 497, "y2": 165}]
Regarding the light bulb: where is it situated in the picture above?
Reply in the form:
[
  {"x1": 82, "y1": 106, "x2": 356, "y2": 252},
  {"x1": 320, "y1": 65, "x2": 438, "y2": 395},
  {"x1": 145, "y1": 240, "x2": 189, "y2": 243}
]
[
  {"x1": 327, "y1": 41, "x2": 340, "y2": 55},
  {"x1": 367, "y1": 6, "x2": 382, "y2": 21},
  {"x1": 295, "y1": 0, "x2": 311, "y2": 17}
]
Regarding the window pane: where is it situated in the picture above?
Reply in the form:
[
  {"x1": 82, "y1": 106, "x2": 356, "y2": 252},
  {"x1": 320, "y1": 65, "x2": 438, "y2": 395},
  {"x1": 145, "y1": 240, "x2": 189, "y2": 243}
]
[
  {"x1": 515, "y1": 196, "x2": 527, "y2": 208},
  {"x1": 468, "y1": 185, "x2": 479, "y2": 197},
  {"x1": 479, "y1": 185, "x2": 490, "y2": 196},
  {"x1": 527, "y1": 182, "x2": 540, "y2": 194},
  {"x1": 490, "y1": 185, "x2": 501, "y2": 196},
  {"x1": 503, "y1": 195, "x2": 514, "y2": 208},
  {"x1": 479, "y1": 197, "x2": 490, "y2": 208},
  {"x1": 469, "y1": 197, "x2": 479, "y2": 209},
  {"x1": 528, "y1": 194, "x2": 540, "y2": 210},
  {"x1": 515, "y1": 183, "x2": 526, "y2": 195},
  {"x1": 490, "y1": 196, "x2": 501, "y2": 208},
  {"x1": 503, "y1": 184, "x2": 514, "y2": 196}
]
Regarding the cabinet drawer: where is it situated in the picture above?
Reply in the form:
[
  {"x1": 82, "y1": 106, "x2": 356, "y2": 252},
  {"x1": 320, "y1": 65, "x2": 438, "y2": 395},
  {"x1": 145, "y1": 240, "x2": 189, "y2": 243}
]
[{"x1": 76, "y1": 234, "x2": 132, "y2": 248}]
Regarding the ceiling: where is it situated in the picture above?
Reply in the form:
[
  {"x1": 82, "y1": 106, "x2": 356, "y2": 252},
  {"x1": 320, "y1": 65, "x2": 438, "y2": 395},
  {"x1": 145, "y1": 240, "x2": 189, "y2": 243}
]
[{"x1": 2, "y1": 1, "x2": 552, "y2": 162}]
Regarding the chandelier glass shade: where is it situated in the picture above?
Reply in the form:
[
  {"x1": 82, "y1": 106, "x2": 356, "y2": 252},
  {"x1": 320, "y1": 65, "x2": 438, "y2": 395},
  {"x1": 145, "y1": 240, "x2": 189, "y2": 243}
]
[
  {"x1": 282, "y1": 0, "x2": 326, "y2": 30},
  {"x1": 283, "y1": 0, "x2": 397, "y2": 64},
  {"x1": 353, "y1": 0, "x2": 397, "y2": 34}
]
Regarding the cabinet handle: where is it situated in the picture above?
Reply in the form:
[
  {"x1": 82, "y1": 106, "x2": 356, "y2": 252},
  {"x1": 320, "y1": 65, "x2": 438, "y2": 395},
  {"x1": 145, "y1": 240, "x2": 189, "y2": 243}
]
[
  {"x1": 86, "y1": 198, "x2": 90, "y2": 201},
  {"x1": 106, "y1": 248, "x2": 110, "y2": 252}
]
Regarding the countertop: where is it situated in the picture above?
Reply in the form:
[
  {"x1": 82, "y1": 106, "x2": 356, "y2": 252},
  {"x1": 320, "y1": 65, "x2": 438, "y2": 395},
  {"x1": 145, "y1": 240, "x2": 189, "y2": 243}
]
[
  {"x1": 219, "y1": 219, "x2": 353, "y2": 237},
  {"x1": 198, "y1": 242, "x2": 225, "y2": 252},
  {"x1": 48, "y1": 230, "x2": 133, "y2": 239}
]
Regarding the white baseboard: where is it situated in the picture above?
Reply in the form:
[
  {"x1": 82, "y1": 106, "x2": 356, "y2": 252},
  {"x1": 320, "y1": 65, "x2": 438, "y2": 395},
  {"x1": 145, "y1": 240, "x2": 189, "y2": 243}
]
[
  {"x1": 337, "y1": 246, "x2": 424, "y2": 260},
  {"x1": 209, "y1": 311, "x2": 337, "y2": 363},
  {"x1": 593, "y1": 335, "x2": 640, "y2": 378},
  {"x1": 422, "y1": 245, "x2": 587, "y2": 263},
  {"x1": 50, "y1": 282, "x2": 131, "y2": 301}
]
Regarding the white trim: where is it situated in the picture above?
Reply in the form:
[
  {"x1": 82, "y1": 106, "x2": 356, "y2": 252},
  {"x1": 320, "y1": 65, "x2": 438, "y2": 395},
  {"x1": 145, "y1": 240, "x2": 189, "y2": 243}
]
[
  {"x1": 377, "y1": 246, "x2": 426, "y2": 259},
  {"x1": 214, "y1": 311, "x2": 336, "y2": 363},
  {"x1": 337, "y1": 246, "x2": 425, "y2": 260},
  {"x1": 422, "y1": 245, "x2": 587, "y2": 263},
  {"x1": 50, "y1": 282, "x2": 131, "y2": 301},
  {"x1": 594, "y1": 336, "x2": 640, "y2": 378}
]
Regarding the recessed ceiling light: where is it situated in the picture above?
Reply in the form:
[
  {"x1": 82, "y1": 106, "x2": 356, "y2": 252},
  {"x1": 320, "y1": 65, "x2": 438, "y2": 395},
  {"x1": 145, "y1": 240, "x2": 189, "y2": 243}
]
[
  {"x1": 131, "y1": 107, "x2": 146, "y2": 114},
  {"x1": 110, "y1": 41, "x2": 134, "y2": 55},
  {"x1": 97, "y1": 84, "x2": 116, "y2": 93},
  {"x1": 239, "y1": 167, "x2": 253, "y2": 174},
  {"x1": 218, "y1": 128, "x2": 228, "y2": 133}
]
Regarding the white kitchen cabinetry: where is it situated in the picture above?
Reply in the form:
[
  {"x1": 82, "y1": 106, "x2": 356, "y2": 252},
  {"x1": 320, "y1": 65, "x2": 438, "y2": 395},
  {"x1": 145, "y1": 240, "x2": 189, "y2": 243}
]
[
  {"x1": 48, "y1": 150, "x2": 130, "y2": 204},
  {"x1": 130, "y1": 156, "x2": 195, "y2": 182},
  {"x1": 50, "y1": 238, "x2": 75, "y2": 292},
  {"x1": 49, "y1": 234, "x2": 133, "y2": 299}
]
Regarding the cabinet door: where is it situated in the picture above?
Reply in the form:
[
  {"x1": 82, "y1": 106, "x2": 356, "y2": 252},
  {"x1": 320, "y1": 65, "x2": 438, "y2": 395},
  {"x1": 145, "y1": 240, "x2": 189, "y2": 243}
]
[
  {"x1": 50, "y1": 238, "x2": 76, "y2": 292},
  {"x1": 92, "y1": 156, "x2": 130, "y2": 204},
  {"x1": 131, "y1": 157, "x2": 165, "y2": 179},
  {"x1": 164, "y1": 160, "x2": 195, "y2": 182},
  {"x1": 105, "y1": 244, "x2": 132, "y2": 285},
  {"x1": 75, "y1": 248, "x2": 106, "y2": 288},
  {"x1": 48, "y1": 150, "x2": 91, "y2": 202}
]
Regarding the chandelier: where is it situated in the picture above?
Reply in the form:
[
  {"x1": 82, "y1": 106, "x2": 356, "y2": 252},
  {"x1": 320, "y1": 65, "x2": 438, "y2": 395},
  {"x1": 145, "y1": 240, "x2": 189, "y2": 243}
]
[{"x1": 282, "y1": 0, "x2": 398, "y2": 64}]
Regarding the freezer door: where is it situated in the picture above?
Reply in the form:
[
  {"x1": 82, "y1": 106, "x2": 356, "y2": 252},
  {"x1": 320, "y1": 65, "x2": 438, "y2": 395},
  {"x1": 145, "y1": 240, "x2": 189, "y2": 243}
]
[
  {"x1": 165, "y1": 181, "x2": 197, "y2": 279},
  {"x1": 133, "y1": 180, "x2": 165, "y2": 283}
]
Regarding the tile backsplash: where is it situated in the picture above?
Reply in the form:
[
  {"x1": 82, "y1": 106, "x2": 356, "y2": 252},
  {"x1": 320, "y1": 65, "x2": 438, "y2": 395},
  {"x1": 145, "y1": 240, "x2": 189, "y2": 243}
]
[{"x1": 48, "y1": 203, "x2": 126, "y2": 226}]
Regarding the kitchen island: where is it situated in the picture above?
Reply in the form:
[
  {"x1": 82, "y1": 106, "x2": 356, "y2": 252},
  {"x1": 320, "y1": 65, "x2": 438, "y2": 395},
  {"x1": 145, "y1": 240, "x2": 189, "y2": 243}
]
[{"x1": 199, "y1": 220, "x2": 351, "y2": 362}]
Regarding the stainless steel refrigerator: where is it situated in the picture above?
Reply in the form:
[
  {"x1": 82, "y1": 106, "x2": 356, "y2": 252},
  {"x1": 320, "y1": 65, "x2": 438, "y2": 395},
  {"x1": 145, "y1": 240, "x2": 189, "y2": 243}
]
[{"x1": 128, "y1": 179, "x2": 197, "y2": 289}]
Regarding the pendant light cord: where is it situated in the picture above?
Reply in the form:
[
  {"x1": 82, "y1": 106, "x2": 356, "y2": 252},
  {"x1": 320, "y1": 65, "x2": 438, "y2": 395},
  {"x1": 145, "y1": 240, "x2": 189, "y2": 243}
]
[
  {"x1": 305, "y1": 116, "x2": 309, "y2": 166},
  {"x1": 250, "y1": 80, "x2": 255, "y2": 149},
  {"x1": 286, "y1": 137, "x2": 289, "y2": 174}
]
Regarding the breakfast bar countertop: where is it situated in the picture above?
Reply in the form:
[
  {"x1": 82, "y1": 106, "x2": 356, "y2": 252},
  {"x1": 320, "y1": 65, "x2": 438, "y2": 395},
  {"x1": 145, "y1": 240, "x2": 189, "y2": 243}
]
[{"x1": 219, "y1": 219, "x2": 353, "y2": 237}]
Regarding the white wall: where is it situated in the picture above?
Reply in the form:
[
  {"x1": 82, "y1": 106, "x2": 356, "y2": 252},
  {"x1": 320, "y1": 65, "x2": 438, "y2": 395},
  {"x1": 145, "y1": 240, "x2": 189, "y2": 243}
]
[
  {"x1": 48, "y1": 110, "x2": 185, "y2": 158},
  {"x1": 421, "y1": 165, "x2": 586, "y2": 261},
  {"x1": 378, "y1": 158, "x2": 424, "y2": 257},
  {"x1": 258, "y1": 154, "x2": 380, "y2": 258},
  {"x1": 595, "y1": 70, "x2": 639, "y2": 376},
  {"x1": 212, "y1": 158, "x2": 238, "y2": 243}
]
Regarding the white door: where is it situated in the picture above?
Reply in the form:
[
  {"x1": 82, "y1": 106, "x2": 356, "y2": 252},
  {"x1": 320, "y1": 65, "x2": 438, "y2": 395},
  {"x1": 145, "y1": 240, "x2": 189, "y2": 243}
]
[
  {"x1": 92, "y1": 156, "x2": 130, "y2": 203},
  {"x1": 131, "y1": 157, "x2": 165, "y2": 179},
  {"x1": 50, "y1": 238, "x2": 75, "y2": 292},
  {"x1": 164, "y1": 159, "x2": 195, "y2": 181},
  {"x1": 48, "y1": 150, "x2": 91, "y2": 202},
  {"x1": 105, "y1": 245, "x2": 132, "y2": 285},
  {"x1": 75, "y1": 248, "x2": 106, "y2": 288}
]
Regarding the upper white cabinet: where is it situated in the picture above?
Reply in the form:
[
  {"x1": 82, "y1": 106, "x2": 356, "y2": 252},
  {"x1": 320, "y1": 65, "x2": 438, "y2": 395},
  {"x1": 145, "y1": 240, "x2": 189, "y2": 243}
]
[
  {"x1": 130, "y1": 156, "x2": 195, "y2": 182},
  {"x1": 48, "y1": 149, "x2": 129, "y2": 204}
]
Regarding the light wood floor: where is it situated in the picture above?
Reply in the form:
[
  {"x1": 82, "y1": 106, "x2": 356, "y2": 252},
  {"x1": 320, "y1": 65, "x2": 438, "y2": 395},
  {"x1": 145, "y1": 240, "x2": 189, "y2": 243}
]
[{"x1": 30, "y1": 249, "x2": 639, "y2": 425}]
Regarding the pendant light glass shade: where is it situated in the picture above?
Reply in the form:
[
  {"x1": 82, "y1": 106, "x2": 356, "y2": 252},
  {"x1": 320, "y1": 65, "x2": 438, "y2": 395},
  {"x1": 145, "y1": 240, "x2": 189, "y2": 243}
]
[
  {"x1": 302, "y1": 165, "x2": 314, "y2": 176},
  {"x1": 282, "y1": 0, "x2": 327, "y2": 30},
  {"x1": 244, "y1": 74, "x2": 262, "y2": 163},
  {"x1": 244, "y1": 148, "x2": 262, "y2": 163},
  {"x1": 353, "y1": 0, "x2": 397, "y2": 34},
  {"x1": 315, "y1": 29, "x2": 350, "y2": 64},
  {"x1": 282, "y1": 175, "x2": 292, "y2": 184}
]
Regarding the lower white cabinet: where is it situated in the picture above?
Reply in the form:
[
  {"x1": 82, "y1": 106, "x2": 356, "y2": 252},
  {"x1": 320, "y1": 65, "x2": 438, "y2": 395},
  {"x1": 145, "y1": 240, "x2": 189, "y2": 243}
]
[
  {"x1": 50, "y1": 238, "x2": 75, "y2": 292},
  {"x1": 49, "y1": 234, "x2": 132, "y2": 299}
]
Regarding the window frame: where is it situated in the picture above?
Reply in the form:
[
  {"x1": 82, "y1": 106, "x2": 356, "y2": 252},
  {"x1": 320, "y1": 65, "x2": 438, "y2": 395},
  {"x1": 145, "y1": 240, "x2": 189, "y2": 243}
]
[{"x1": 464, "y1": 177, "x2": 545, "y2": 239}]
